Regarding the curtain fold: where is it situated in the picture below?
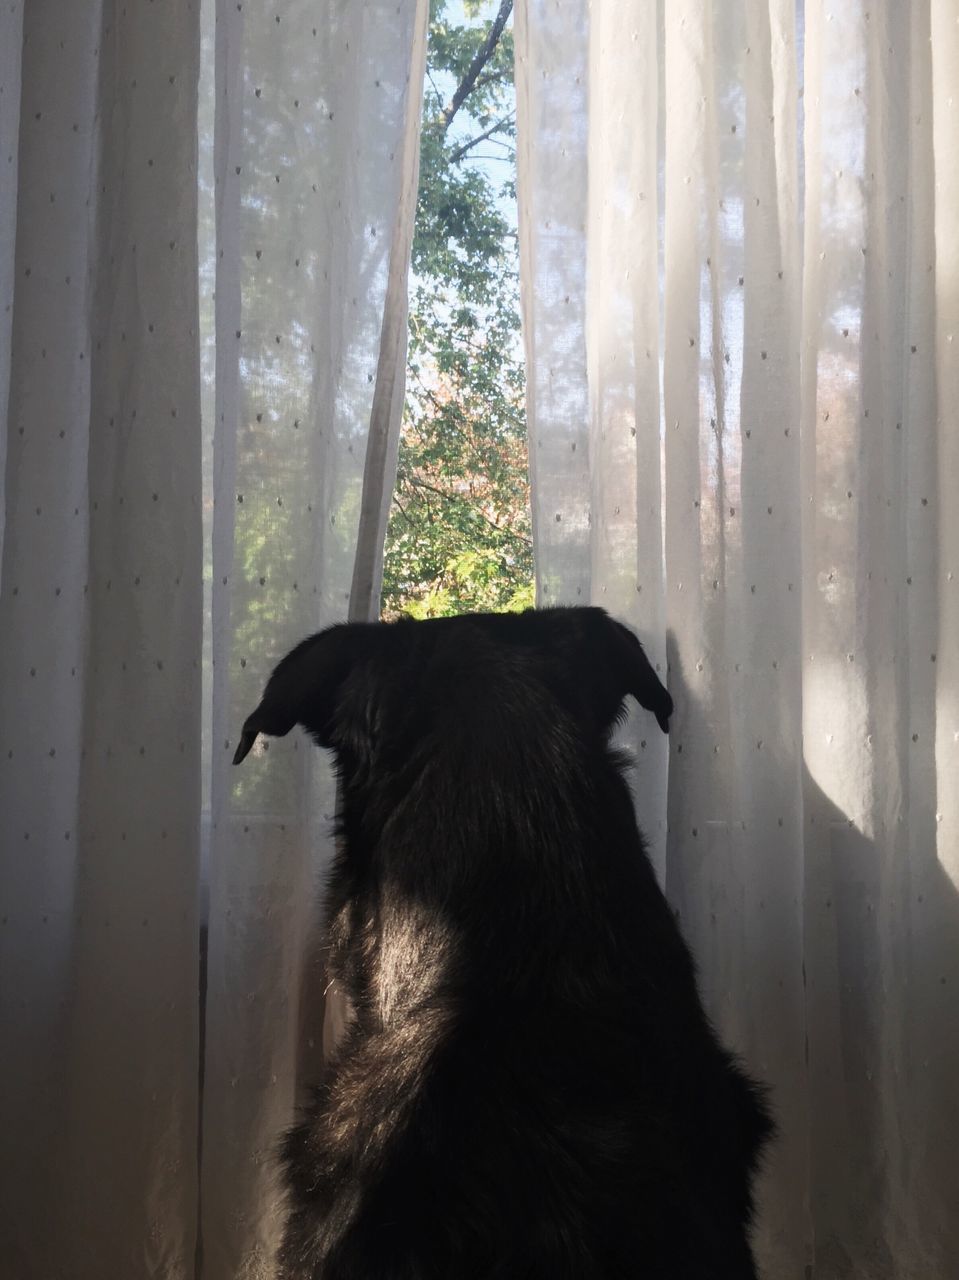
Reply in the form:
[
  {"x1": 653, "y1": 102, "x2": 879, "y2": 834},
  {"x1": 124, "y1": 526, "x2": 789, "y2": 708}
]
[
  {"x1": 516, "y1": 0, "x2": 959, "y2": 1275},
  {"x1": 1, "y1": 0, "x2": 425, "y2": 1275},
  {"x1": 515, "y1": 0, "x2": 670, "y2": 880},
  {"x1": 349, "y1": 13, "x2": 429, "y2": 625},
  {"x1": 198, "y1": 1, "x2": 427, "y2": 1274},
  {"x1": 0, "y1": 3, "x2": 203, "y2": 1275}
]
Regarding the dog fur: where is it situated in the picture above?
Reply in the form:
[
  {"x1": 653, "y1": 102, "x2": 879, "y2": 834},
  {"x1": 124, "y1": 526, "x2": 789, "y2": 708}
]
[{"x1": 235, "y1": 606, "x2": 773, "y2": 1279}]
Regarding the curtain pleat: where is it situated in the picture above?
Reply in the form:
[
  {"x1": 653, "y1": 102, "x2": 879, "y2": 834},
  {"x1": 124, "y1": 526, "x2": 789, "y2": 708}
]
[
  {"x1": 0, "y1": 2, "x2": 203, "y2": 1275},
  {"x1": 1, "y1": 0, "x2": 425, "y2": 1275},
  {"x1": 198, "y1": 2, "x2": 427, "y2": 1274},
  {"x1": 516, "y1": 0, "x2": 959, "y2": 1275}
]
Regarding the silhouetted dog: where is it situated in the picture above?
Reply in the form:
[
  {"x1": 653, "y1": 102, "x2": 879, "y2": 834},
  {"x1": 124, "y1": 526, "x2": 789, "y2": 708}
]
[{"x1": 235, "y1": 607, "x2": 772, "y2": 1279}]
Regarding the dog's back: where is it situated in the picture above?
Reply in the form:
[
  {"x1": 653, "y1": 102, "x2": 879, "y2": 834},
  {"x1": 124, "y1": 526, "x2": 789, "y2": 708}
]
[{"x1": 236, "y1": 608, "x2": 773, "y2": 1279}]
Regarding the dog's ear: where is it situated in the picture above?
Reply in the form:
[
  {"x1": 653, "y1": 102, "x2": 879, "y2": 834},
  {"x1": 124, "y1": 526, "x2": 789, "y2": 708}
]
[
  {"x1": 608, "y1": 617, "x2": 672, "y2": 732},
  {"x1": 233, "y1": 623, "x2": 375, "y2": 765},
  {"x1": 587, "y1": 610, "x2": 672, "y2": 734}
]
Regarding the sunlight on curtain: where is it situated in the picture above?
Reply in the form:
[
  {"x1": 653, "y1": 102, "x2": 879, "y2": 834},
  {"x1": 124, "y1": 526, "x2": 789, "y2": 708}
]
[
  {"x1": 197, "y1": 1, "x2": 427, "y2": 1274},
  {"x1": 516, "y1": 0, "x2": 959, "y2": 1275},
  {"x1": 515, "y1": 0, "x2": 670, "y2": 887}
]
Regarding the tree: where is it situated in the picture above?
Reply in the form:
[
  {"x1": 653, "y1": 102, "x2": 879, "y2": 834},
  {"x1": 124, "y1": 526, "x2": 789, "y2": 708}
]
[{"x1": 381, "y1": 0, "x2": 533, "y2": 619}]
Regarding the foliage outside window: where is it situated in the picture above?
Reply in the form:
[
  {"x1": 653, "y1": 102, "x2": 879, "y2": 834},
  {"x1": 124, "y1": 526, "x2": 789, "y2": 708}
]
[{"x1": 382, "y1": 0, "x2": 533, "y2": 619}]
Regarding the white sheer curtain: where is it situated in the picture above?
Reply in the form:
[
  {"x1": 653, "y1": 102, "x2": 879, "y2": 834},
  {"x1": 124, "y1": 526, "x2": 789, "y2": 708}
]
[
  {"x1": 517, "y1": 1, "x2": 959, "y2": 1276},
  {"x1": 4, "y1": 0, "x2": 958, "y2": 1276},
  {"x1": 0, "y1": 2, "x2": 204, "y2": 1275},
  {"x1": 0, "y1": 0, "x2": 426, "y2": 1275},
  {"x1": 199, "y1": 0, "x2": 426, "y2": 1274}
]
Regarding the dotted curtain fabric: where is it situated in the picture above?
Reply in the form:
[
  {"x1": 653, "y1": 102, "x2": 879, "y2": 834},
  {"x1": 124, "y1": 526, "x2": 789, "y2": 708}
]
[
  {"x1": 198, "y1": 1, "x2": 427, "y2": 1277},
  {"x1": 0, "y1": 2, "x2": 204, "y2": 1277},
  {"x1": 516, "y1": 1, "x2": 959, "y2": 1277},
  {"x1": 0, "y1": 0, "x2": 426, "y2": 1277}
]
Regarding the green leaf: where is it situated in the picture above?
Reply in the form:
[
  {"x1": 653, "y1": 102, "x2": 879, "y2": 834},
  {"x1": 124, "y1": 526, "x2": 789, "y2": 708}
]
[{"x1": 383, "y1": 0, "x2": 532, "y2": 622}]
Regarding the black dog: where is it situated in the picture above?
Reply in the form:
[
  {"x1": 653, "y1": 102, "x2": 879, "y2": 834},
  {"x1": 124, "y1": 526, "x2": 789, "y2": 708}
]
[{"x1": 235, "y1": 607, "x2": 772, "y2": 1279}]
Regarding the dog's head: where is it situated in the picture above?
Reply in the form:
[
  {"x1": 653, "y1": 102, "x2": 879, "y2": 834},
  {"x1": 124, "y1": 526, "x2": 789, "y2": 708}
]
[{"x1": 233, "y1": 607, "x2": 672, "y2": 768}]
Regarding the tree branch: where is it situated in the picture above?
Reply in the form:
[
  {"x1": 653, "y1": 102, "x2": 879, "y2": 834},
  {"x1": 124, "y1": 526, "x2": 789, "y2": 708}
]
[
  {"x1": 449, "y1": 112, "x2": 515, "y2": 164},
  {"x1": 425, "y1": 68, "x2": 444, "y2": 106},
  {"x1": 441, "y1": 0, "x2": 513, "y2": 135},
  {"x1": 471, "y1": 67, "x2": 512, "y2": 96},
  {"x1": 390, "y1": 491, "x2": 413, "y2": 527},
  {"x1": 458, "y1": 153, "x2": 514, "y2": 165},
  {"x1": 405, "y1": 474, "x2": 532, "y2": 546}
]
